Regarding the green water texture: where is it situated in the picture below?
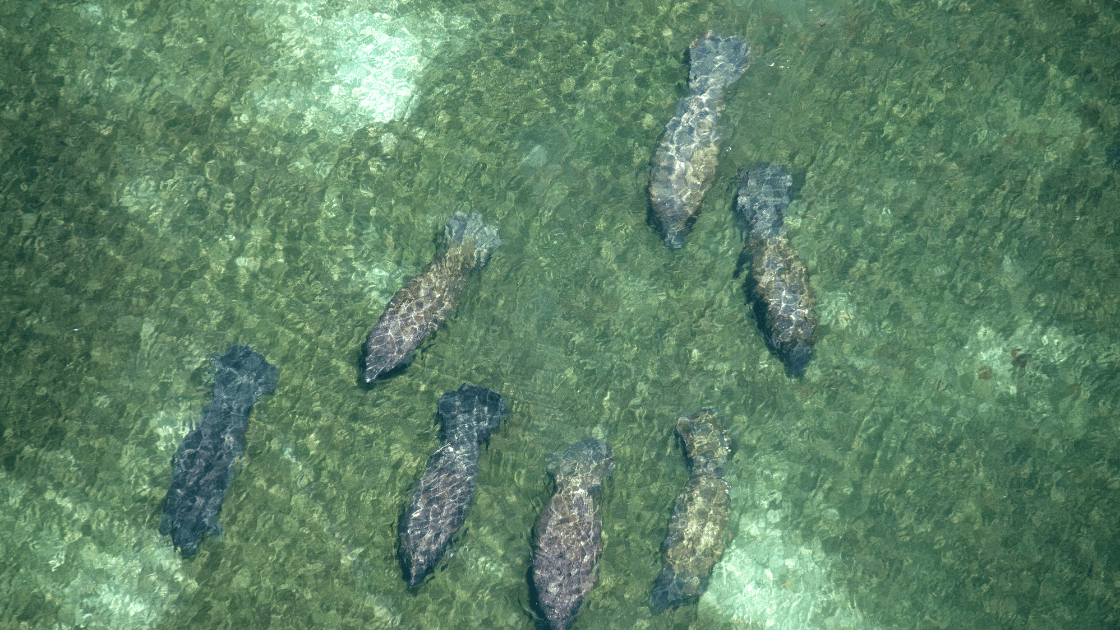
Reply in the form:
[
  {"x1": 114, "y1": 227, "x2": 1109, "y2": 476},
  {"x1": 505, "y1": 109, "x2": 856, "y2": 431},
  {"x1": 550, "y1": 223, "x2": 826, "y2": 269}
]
[{"x1": 2, "y1": 0, "x2": 1120, "y2": 627}]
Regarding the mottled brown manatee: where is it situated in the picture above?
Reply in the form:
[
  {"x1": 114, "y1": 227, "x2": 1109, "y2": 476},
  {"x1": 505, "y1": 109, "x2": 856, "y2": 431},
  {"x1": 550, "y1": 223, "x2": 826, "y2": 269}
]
[
  {"x1": 734, "y1": 163, "x2": 818, "y2": 377},
  {"x1": 363, "y1": 212, "x2": 500, "y2": 384},
  {"x1": 532, "y1": 439, "x2": 614, "y2": 630}
]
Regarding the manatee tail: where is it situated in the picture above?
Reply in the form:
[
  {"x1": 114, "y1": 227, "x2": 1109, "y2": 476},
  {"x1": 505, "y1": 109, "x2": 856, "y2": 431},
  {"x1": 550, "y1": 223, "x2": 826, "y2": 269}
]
[
  {"x1": 733, "y1": 163, "x2": 792, "y2": 239},
  {"x1": 444, "y1": 212, "x2": 501, "y2": 266},
  {"x1": 437, "y1": 384, "x2": 509, "y2": 446},
  {"x1": 688, "y1": 33, "x2": 751, "y2": 94},
  {"x1": 547, "y1": 438, "x2": 614, "y2": 491},
  {"x1": 650, "y1": 569, "x2": 689, "y2": 613}
]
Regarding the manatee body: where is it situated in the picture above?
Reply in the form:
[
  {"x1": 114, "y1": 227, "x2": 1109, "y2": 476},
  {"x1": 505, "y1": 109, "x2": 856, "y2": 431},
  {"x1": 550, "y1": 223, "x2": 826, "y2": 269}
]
[
  {"x1": 532, "y1": 439, "x2": 614, "y2": 630},
  {"x1": 651, "y1": 410, "x2": 732, "y2": 612},
  {"x1": 649, "y1": 32, "x2": 751, "y2": 249},
  {"x1": 363, "y1": 212, "x2": 501, "y2": 384},
  {"x1": 397, "y1": 384, "x2": 509, "y2": 586},
  {"x1": 734, "y1": 163, "x2": 818, "y2": 377},
  {"x1": 160, "y1": 345, "x2": 279, "y2": 558}
]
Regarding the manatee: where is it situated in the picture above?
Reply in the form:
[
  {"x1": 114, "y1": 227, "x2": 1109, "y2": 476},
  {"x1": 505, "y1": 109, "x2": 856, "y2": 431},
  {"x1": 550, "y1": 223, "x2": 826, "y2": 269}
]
[
  {"x1": 363, "y1": 212, "x2": 500, "y2": 383},
  {"x1": 649, "y1": 33, "x2": 751, "y2": 249}
]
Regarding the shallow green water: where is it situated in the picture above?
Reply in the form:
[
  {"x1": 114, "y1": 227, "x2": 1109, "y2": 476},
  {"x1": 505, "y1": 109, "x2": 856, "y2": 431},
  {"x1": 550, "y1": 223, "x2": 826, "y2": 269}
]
[{"x1": 2, "y1": 0, "x2": 1119, "y2": 628}]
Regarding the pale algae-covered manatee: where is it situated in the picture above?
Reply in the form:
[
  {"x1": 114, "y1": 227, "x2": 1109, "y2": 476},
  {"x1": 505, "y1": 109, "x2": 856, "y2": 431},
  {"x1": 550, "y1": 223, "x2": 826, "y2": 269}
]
[
  {"x1": 532, "y1": 439, "x2": 614, "y2": 630},
  {"x1": 651, "y1": 410, "x2": 732, "y2": 612}
]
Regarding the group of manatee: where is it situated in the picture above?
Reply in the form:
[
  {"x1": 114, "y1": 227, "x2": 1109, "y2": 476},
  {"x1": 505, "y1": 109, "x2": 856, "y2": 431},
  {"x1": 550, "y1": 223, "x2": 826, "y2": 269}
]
[{"x1": 159, "y1": 30, "x2": 819, "y2": 630}]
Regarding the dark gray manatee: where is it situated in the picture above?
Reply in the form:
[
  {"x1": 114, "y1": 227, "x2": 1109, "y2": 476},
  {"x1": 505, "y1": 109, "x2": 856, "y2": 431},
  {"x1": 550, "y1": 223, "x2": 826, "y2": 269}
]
[
  {"x1": 398, "y1": 384, "x2": 509, "y2": 586},
  {"x1": 734, "y1": 163, "x2": 818, "y2": 377},
  {"x1": 363, "y1": 212, "x2": 500, "y2": 384},
  {"x1": 532, "y1": 439, "x2": 614, "y2": 630},
  {"x1": 649, "y1": 32, "x2": 751, "y2": 249},
  {"x1": 160, "y1": 345, "x2": 279, "y2": 558},
  {"x1": 651, "y1": 410, "x2": 732, "y2": 613}
]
